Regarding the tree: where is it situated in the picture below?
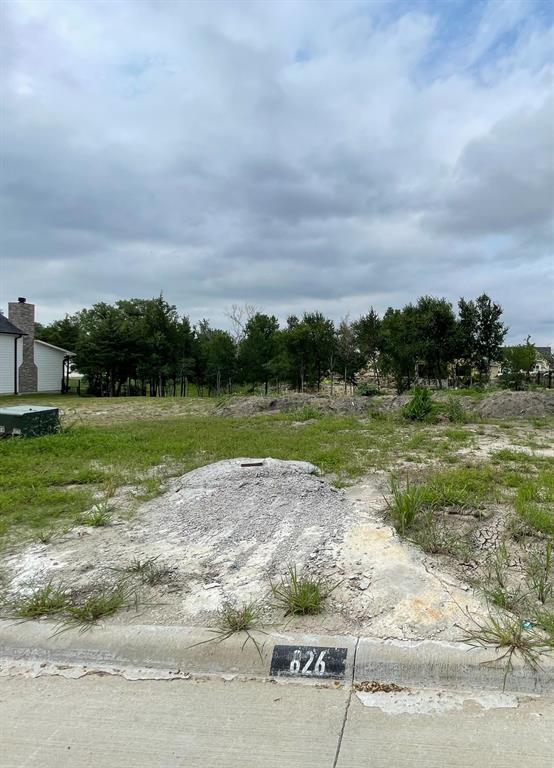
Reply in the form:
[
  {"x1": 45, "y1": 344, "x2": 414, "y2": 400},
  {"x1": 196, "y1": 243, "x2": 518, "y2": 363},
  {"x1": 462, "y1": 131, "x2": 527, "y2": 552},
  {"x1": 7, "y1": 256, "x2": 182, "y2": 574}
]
[
  {"x1": 474, "y1": 294, "x2": 508, "y2": 379},
  {"x1": 283, "y1": 315, "x2": 311, "y2": 392},
  {"x1": 457, "y1": 297, "x2": 480, "y2": 381},
  {"x1": 379, "y1": 306, "x2": 419, "y2": 393},
  {"x1": 224, "y1": 303, "x2": 258, "y2": 344},
  {"x1": 202, "y1": 329, "x2": 236, "y2": 394},
  {"x1": 302, "y1": 312, "x2": 335, "y2": 391},
  {"x1": 500, "y1": 337, "x2": 537, "y2": 390},
  {"x1": 413, "y1": 296, "x2": 459, "y2": 386},
  {"x1": 336, "y1": 316, "x2": 360, "y2": 393},
  {"x1": 238, "y1": 313, "x2": 279, "y2": 394},
  {"x1": 35, "y1": 314, "x2": 81, "y2": 351},
  {"x1": 353, "y1": 308, "x2": 382, "y2": 386}
]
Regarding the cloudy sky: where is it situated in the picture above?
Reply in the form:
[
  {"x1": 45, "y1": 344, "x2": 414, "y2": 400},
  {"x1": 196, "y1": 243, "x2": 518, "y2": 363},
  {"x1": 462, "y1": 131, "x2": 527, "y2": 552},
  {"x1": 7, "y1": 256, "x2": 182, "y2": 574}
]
[{"x1": 1, "y1": 0, "x2": 553, "y2": 344}]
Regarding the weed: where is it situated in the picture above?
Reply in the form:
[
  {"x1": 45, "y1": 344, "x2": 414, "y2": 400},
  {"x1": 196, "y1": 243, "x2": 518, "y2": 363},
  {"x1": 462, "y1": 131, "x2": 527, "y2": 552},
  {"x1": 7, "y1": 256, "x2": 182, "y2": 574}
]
[
  {"x1": 485, "y1": 542, "x2": 510, "y2": 590},
  {"x1": 384, "y1": 476, "x2": 424, "y2": 534},
  {"x1": 271, "y1": 566, "x2": 338, "y2": 616},
  {"x1": 11, "y1": 581, "x2": 69, "y2": 618},
  {"x1": 123, "y1": 556, "x2": 174, "y2": 586},
  {"x1": 81, "y1": 499, "x2": 112, "y2": 527},
  {"x1": 294, "y1": 405, "x2": 321, "y2": 421},
  {"x1": 482, "y1": 585, "x2": 525, "y2": 614},
  {"x1": 402, "y1": 388, "x2": 436, "y2": 422},
  {"x1": 36, "y1": 528, "x2": 57, "y2": 544},
  {"x1": 459, "y1": 609, "x2": 553, "y2": 688},
  {"x1": 188, "y1": 601, "x2": 266, "y2": 659},
  {"x1": 103, "y1": 477, "x2": 118, "y2": 499},
  {"x1": 533, "y1": 610, "x2": 554, "y2": 644},
  {"x1": 525, "y1": 540, "x2": 553, "y2": 604},
  {"x1": 410, "y1": 511, "x2": 471, "y2": 559},
  {"x1": 57, "y1": 584, "x2": 132, "y2": 632},
  {"x1": 446, "y1": 398, "x2": 467, "y2": 424}
]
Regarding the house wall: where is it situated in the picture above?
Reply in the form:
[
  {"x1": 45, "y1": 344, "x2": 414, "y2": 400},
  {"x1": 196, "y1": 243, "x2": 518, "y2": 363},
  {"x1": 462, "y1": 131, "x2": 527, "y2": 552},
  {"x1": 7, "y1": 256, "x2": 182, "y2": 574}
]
[
  {"x1": 0, "y1": 335, "x2": 23, "y2": 395},
  {"x1": 35, "y1": 343, "x2": 65, "y2": 393}
]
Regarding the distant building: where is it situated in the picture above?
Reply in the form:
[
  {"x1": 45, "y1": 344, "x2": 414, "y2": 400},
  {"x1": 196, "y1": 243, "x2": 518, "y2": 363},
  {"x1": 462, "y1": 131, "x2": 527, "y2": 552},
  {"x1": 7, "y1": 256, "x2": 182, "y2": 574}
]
[{"x1": 0, "y1": 298, "x2": 73, "y2": 395}]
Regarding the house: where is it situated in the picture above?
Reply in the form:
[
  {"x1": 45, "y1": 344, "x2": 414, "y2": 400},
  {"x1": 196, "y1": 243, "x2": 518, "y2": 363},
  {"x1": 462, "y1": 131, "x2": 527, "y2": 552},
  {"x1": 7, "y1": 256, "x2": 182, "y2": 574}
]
[
  {"x1": 533, "y1": 346, "x2": 553, "y2": 374},
  {"x1": 0, "y1": 298, "x2": 73, "y2": 395}
]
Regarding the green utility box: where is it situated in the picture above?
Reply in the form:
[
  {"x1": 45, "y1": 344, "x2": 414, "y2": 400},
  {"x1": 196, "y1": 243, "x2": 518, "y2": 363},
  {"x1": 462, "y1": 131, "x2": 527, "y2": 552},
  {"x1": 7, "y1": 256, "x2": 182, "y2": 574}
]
[{"x1": 0, "y1": 406, "x2": 60, "y2": 437}]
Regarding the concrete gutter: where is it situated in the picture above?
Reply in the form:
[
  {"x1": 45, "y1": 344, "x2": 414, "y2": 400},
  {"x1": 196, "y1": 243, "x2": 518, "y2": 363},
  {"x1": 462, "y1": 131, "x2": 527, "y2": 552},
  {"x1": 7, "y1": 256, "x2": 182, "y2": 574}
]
[{"x1": 0, "y1": 620, "x2": 552, "y2": 694}]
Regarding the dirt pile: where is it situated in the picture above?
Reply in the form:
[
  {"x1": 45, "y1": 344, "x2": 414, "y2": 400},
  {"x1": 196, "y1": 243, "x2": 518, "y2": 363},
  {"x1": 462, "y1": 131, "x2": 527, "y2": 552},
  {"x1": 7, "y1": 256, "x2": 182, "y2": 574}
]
[
  {"x1": 475, "y1": 390, "x2": 554, "y2": 419},
  {"x1": 215, "y1": 393, "x2": 371, "y2": 417}
]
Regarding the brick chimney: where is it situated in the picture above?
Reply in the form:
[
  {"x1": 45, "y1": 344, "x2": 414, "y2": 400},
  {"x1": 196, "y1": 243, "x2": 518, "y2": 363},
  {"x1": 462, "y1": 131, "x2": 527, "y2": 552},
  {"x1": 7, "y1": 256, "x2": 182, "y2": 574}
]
[{"x1": 8, "y1": 297, "x2": 38, "y2": 393}]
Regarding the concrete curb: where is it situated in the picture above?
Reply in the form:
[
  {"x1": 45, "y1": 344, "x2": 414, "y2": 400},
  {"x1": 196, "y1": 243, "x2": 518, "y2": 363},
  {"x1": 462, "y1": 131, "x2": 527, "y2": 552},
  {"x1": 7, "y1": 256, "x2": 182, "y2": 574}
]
[{"x1": 0, "y1": 620, "x2": 552, "y2": 694}]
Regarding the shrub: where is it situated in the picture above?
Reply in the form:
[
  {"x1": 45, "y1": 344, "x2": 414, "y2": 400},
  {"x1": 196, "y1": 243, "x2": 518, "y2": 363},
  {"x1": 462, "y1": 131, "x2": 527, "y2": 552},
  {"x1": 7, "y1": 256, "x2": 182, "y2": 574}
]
[
  {"x1": 358, "y1": 383, "x2": 380, "y2": 397},
  {"x1": 402, "y1": 387, "x2": 435, "y2": 422}
]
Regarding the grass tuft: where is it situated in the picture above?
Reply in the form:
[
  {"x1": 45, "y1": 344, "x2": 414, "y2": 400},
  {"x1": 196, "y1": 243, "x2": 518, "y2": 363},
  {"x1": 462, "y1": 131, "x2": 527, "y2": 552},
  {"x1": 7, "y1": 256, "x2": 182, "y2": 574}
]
[
  {"x1": 525, "y1": 540, "x2": 553, "y2": 605},
  {"x1": 56, "y1": 584, "x2": 132, "y2": 632},
  {"x1": 446, "y1": 397, "x2": 467, "y2": 424},
  {"x1": 271, "y1": 566, "x2": 338, "y2": 616},
  {"x1": 10, "y1": 581, "x2": 69, "y2": 618},
  {"x1": 384, "y1": 476, "x2": 424, "y2": 534},
  {"x1": 459, "y1": 609, "x2": 554, "y2": 689},
  {"x1": 188, "y1": 600, "x2": 267, "y2": 659},
  {"x1": 122, "y1": 556, "x2": 174, "y2": 586},
  {"x1": 81, "y1": 499, "x2": 112, "y2": 527}
]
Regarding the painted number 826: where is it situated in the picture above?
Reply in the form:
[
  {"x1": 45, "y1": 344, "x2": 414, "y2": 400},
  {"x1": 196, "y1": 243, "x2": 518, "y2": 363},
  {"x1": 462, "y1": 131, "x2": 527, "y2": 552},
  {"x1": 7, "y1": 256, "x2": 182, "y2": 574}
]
[{"x1": 289, "y1": 649, "x2": 326, "y2": 676}]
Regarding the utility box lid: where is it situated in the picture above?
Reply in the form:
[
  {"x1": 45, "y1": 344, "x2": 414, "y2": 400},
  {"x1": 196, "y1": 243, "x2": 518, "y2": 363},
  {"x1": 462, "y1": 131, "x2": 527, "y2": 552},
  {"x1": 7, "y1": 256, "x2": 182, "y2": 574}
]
[{"x1": 0, "y1": 405, "x2": 60, "y2": 437}]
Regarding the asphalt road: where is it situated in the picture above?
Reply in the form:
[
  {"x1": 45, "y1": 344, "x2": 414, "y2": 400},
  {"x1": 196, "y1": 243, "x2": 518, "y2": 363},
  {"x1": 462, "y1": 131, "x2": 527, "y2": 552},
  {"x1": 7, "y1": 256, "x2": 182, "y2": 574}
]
[{"x1": 1, "y1": 674, "x2": 553, "y2": 768}]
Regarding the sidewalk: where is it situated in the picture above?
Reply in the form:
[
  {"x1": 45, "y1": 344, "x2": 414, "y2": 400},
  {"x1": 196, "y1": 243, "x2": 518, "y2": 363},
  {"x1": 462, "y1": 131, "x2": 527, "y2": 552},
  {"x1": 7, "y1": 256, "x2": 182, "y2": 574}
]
[{"x1": 1, "y1": 673, "x2": 552, "y2": 768}]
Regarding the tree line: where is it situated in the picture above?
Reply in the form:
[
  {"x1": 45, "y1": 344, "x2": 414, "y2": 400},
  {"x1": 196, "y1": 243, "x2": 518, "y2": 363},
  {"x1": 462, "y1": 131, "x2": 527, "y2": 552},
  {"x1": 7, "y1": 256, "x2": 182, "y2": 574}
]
[{"x1": 35, "y1": 293, "x2": 513, "y2": 396}]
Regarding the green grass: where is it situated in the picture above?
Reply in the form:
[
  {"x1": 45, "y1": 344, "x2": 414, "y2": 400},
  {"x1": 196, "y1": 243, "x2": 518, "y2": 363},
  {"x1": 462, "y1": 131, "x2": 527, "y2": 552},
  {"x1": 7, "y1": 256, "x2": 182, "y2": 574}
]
[
  {"x1": 419, "y1": 465, "x2": 500, "y2": 511},
  {"x1": 384, "y1": 476, "x2": 424, "y2": 534},
  {"x1": 459, "y1": 609, "x2": 554, "y2": 688},
  {"x1": 1, "y1": 394, "x2": 552, "y2": 546},
  {"x1": 514, "y1": 472, "x2": 554, "y2": 535},
  {"x1": 271, "y1": 566, "x2": 338, "y2": 616},
  {"x1": 8, "y1": 581, "x2": 69, "y2": 618},
  {"x1": 81, "y1": 500, "x2": 112, "y2": 527},
  {"x1": 0, "y1": 409, "x2": 405, "y2": 542},
  {"x1": 58, "y1": 584, "x2": 132, "y2": 632}
]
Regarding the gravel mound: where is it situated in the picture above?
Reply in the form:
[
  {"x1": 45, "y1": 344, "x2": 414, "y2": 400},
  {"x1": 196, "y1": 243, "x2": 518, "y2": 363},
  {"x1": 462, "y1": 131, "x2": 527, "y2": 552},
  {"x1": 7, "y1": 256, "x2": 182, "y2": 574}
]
[
  {"x1": 4, "y1": 458, "x2": 352, "y2": 608},
  {"x1": 165, "y1": 458, "x2": 350, "y2": 562},
  {"x1": 215, "y1": 393, "x2": 371, "y2": 417},
  {"x1": 476, "y1": 390, "x2": 554, "y2": 418}
]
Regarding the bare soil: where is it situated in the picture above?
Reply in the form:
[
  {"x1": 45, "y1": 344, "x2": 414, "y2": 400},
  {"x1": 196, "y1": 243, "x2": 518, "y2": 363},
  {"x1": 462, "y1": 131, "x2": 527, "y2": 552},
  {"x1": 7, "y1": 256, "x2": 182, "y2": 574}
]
[{"x1": 2, "y1": 459, "x2": 486, "y2": 641}]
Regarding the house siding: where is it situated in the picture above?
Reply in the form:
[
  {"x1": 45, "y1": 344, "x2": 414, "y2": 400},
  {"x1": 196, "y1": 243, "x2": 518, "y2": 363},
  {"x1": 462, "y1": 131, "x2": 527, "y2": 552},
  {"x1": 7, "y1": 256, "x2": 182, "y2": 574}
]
[
  {"x1": 35, "y1": 343, "x2": 65, "y2": 393},
  {"x1": 0, "y1": 335, "x2": 22, "y2": 395}
]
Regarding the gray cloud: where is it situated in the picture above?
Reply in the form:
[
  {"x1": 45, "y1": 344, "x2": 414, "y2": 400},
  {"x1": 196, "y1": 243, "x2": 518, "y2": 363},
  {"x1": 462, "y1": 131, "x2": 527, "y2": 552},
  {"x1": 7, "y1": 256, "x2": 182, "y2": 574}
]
[{"x1": 0, "y1": 0, "x2": 552, "y2": 346}]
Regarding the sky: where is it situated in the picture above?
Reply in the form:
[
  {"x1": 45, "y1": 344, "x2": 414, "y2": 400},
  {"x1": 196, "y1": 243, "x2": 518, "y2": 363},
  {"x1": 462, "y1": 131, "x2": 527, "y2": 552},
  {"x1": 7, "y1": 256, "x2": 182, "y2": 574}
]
[{"x1": 1, "y1": 0, "x2": 553, "y2": 345}]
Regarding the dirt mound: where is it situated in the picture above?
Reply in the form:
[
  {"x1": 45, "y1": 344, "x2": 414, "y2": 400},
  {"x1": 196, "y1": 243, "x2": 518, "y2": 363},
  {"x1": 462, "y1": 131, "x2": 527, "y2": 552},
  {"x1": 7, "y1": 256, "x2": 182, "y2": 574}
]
[
  {"x1": 215, "y1": 393, "x2": 371, "y2": 417},
  {"x1": 476, "y1": 390, "x2": 554, "y2": 419}
]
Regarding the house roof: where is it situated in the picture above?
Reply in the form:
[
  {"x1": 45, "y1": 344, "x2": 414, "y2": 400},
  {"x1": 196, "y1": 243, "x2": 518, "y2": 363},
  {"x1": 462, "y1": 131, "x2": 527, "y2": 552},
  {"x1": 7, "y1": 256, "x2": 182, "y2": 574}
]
[
  {"x1": 35, "y1": 338, "x2": 74, "y2": 355},
  {"x1": 0, "y1": 315, "x2": 25, "y2": 336}
]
